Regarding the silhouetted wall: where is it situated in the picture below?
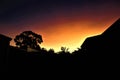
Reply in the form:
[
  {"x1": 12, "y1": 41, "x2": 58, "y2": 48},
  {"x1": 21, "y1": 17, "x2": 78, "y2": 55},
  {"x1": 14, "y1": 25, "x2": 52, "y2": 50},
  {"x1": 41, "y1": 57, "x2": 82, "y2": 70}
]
[
  {"x1": 81, "y1": 18, "x2": 120, "y2": 64},
  {"x1": 0, "y1": 34, "x2": 12, "y2": 72}
]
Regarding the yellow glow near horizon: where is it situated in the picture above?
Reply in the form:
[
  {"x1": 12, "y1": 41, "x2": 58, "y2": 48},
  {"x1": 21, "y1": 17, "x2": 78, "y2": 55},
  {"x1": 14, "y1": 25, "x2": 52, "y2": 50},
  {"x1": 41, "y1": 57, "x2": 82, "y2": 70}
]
[
  {"x1": 8, "y1": 18, "x2": 117, "y2": 53},
  {"x1": 30, "y1": 21, "x2": 111, "y2": 52}
]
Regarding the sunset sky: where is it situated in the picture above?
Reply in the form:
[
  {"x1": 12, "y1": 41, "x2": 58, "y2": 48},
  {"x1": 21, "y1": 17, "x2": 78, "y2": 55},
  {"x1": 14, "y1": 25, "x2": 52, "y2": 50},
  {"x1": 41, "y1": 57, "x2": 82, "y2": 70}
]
[{"x1": 0, "y1": 0, "x2": 120, "y2": 52}]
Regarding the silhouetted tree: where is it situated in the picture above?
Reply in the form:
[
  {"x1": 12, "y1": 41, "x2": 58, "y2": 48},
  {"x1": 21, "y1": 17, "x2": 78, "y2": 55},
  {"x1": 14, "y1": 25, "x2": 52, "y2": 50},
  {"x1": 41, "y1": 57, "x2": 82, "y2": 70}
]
[
  {"x1": 58, "y1": 47, "x2": 70, "y2": 55},
  {"x1": 61, "y1": 47, "x2": 69, "y2": 52},
  {"x1": 14, "y1": 31, "x2": 43, "y2": 50},
  {"x1": 48, "y1": 48, "x2": 55, "y2": 53}
]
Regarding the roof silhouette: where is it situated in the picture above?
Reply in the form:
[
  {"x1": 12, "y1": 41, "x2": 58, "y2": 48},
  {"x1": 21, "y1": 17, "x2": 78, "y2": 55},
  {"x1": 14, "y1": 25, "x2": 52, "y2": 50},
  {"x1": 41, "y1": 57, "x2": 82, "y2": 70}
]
[
  {"x1": 102, "y1": 18, "x2": 120, "y2": 37},
  {"x1": 80, "y1": 18, "x2": 120, "y2": 65},
  {"x1": 0, "y1": 34, "x2": 12, "y2": 41},
  {"x1": 81, "y1": 18, "x2": 120, "y2": 54}
]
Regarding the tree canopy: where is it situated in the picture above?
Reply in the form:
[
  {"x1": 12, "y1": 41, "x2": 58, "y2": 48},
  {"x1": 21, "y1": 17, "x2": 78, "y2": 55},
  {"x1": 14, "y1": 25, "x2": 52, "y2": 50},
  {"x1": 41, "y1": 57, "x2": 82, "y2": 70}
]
[{"x1": 14, "y1": 31, "x2": 43, "y2": 50}]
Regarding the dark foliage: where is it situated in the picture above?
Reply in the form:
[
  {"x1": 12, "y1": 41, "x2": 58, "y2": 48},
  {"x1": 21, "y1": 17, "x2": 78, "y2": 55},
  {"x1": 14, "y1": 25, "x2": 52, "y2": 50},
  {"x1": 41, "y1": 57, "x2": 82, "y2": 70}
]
[
  {"x1": 14, "y1": 31, "x2": 43, "y2": 50},
  {"x1": 6, "y1": 46, "x2": 87, "y2": 72},
  {"x1": 1, "y1": 18, "x2": 120, "y2": 73}
]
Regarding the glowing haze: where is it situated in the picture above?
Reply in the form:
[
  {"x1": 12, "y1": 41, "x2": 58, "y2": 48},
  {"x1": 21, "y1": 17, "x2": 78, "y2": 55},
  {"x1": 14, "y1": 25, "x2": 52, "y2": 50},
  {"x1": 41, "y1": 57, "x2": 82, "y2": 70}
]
[{"x1": 0, "y1": 0, "x2": 120, "y2": 52}]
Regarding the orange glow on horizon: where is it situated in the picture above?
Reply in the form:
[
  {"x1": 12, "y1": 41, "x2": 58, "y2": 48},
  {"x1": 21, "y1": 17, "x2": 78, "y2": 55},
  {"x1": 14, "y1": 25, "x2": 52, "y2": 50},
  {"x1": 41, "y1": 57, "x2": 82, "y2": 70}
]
[
  {"x1": 0, "y1": 0, "x2": 120, "y2": 53},
  {"x1": 3, "y1": 16, "x2": 118, "y2": 52},
  {"x1": 9, "y1": 19, "x2": 116, "y2": 52},
  {"x1": 31, "y1": 18, "x2": 117, "y2": 52}
]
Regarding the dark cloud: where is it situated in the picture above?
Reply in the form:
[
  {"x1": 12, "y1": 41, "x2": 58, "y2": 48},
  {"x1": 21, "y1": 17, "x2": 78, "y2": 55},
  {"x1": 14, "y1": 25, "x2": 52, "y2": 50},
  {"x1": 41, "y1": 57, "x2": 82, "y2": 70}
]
[{"x1": 0, "y1": 0, "x2": 120, "y2": 23}]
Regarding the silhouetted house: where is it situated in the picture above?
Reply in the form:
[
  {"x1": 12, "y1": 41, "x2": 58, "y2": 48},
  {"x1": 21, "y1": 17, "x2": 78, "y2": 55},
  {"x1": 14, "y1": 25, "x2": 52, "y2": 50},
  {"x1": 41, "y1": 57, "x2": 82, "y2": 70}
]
[
  {"x1": 81, "y1": 18, "x2": 120, "y2": 60},
  {"x1": 0, "y1": 34, "x2": 12, "y2": 53},
  {"x1": 81, "y1": 35, "x2": 103, "y2": 54},
  {"x1": 0, "y1": 34, "x2": 12, "y2": 71}
]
